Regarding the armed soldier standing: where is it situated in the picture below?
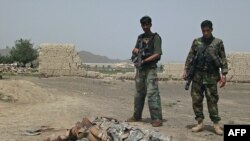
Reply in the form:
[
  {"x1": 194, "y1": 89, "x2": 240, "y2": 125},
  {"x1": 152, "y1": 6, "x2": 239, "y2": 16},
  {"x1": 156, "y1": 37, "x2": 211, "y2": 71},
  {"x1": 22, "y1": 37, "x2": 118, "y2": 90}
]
[
  {"x1": 127, "y1": 16, "x2": 163, "y2": 127},
  {"x1": 183, "y1": 20, "x2": 228, "y2": 135}
]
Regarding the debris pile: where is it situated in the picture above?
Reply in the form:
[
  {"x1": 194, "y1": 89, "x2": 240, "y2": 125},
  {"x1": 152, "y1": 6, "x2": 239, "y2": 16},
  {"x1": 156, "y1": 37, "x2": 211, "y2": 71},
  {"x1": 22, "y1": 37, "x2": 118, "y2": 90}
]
[
  {"x1": 44, "y1": 117, "x2": 173, "y2": 141},
  {"x1": 0, "y1": 80, "x2": 53, "y2": 103},
  {"x1": 0, "y1": 64, "x2": 36, "y2": 74}
]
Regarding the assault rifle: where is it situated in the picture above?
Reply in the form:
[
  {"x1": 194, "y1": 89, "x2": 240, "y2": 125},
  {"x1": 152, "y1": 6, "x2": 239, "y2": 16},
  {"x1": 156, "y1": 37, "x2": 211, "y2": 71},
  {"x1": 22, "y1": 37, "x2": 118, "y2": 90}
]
[
  {"x1": 185, "y1": 58, "x2": 196, "y2": 90},
  {"x1": 131, "y1": 39, "x2": 144, "y2": 81},
  {"x1": 185, "y1": 45, "x2": 207, "y2": 90},
  {"x1": 131, "y1": 41, "x2": 144, "y2": 69}
]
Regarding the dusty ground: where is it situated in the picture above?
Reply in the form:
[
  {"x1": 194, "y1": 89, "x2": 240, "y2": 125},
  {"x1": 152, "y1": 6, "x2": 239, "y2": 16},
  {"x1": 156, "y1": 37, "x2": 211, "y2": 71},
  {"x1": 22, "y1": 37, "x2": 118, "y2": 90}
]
[{"x1": 0, "y1": 76, "x2": 250, "y2": 141}]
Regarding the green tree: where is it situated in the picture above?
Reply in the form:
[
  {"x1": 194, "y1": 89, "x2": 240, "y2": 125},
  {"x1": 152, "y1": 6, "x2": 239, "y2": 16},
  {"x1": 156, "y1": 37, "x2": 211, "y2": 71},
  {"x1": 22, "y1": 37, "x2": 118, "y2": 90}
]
[
  {"x1": 0, "y1": 55, "x2": 13, "y2": 64},
  {"x1": 10, "y1": 39, "x2": 38, "y2": 66}
]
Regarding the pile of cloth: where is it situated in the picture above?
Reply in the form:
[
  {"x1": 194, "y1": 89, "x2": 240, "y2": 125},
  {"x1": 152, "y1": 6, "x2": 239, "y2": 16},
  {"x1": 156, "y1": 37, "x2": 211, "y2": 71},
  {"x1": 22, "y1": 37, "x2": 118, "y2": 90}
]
[{"x1": 44, "y1": 117, "x2": 173, "y2": 141}]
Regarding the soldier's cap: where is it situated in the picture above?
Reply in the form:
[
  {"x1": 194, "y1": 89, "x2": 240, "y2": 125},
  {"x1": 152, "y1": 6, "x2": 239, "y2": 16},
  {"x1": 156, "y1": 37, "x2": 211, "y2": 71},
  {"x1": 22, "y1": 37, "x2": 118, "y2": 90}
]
[{"x1": 140, "y1": 16, "x2": 152, "y2": 24}]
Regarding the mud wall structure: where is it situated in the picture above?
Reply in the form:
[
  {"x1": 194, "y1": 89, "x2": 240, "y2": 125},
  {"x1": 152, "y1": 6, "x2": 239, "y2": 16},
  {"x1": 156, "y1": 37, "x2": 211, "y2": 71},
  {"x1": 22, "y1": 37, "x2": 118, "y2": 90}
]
[
  {"x1": 162, "y1": 53, "x2": 250, "y2": 82},
  {"x1": 38, "y1": 44, "x2": 86, "y2": 76},
  {"x1": 227, "y1": 52, "x2": 250, "y2": 82}
]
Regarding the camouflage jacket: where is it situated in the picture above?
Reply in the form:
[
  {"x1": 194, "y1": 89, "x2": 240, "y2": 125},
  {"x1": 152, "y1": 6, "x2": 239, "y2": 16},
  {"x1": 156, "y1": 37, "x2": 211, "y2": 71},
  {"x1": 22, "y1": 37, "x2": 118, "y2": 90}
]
[{"x1": 184, "y1": 36, "x2": 228, "y2": 84}]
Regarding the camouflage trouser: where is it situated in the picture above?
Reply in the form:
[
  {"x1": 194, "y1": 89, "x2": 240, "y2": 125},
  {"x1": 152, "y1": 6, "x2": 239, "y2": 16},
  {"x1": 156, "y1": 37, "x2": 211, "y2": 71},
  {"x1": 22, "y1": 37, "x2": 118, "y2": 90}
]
[
  {"x1": 191, "y1": 81, "x2": 221, "y2": 123},
  {"x1": 133, "y1": 68, "x2": 163, "y2": 121}
]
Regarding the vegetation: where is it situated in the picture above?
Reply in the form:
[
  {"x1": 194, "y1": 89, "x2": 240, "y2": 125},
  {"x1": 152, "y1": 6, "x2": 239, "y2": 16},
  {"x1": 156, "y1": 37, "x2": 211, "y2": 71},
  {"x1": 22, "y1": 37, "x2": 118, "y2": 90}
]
[
  {"x1": 1, "y1": 39, "x2": 38, "y2": 66},
  {"x1": 10, "y1": 39, "x2": 38, "y2": 66},
  {"x1": 0, "y1": 55, "x2": 13, "y2": 64}
]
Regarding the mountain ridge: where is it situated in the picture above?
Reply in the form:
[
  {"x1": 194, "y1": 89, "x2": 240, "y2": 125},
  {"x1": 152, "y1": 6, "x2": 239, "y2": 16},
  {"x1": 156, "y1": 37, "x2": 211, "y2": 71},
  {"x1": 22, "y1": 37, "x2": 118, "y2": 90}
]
[{"x1": 0, "y1": 48, "x2": 130, "y2": 63}]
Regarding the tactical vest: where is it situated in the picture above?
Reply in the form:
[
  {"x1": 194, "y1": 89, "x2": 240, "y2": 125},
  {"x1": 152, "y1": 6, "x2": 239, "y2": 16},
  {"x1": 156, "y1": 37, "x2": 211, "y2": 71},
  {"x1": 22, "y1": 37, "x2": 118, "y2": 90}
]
[
  {"x1": 137, "y1": 33, "x2": 161, "y2": 68},
  {"x1": 195, "y1": 37, "x2": 222, "y2": 72}
]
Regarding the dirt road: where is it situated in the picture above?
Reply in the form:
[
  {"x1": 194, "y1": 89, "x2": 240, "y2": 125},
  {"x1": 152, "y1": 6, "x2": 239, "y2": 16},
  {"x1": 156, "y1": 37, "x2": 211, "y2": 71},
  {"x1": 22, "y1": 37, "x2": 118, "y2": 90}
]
[{"x1": 0, "y1": 76, "x2": 249, "y2": 141}]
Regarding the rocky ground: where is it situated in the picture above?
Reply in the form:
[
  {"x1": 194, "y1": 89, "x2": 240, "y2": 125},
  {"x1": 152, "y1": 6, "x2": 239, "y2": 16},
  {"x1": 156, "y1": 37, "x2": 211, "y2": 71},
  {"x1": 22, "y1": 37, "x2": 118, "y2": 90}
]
[{"x1": 0, "y1": 76, "x2": 250, "y2": 141}]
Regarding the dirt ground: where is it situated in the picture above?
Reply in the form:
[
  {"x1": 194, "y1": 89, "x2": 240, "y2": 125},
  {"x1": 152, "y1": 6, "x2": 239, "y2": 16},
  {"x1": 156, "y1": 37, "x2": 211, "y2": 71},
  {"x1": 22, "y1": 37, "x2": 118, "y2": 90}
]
[{"x1": 0, "y1": 76, "x2": 250, "y2": 141}]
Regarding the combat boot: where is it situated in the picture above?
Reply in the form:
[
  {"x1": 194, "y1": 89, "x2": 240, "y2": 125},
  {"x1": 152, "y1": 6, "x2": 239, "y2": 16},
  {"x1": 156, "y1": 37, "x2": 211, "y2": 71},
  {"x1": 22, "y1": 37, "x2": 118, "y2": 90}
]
[
  {"x1": 213, "y1": 123, "x2": 223, "y2": 135},
  {"x1": 192, "y1": 121, "x2": 204, "y2": 132},
  {"x1": 151, "y1": 120, "x2": 163, "y2": 127}
]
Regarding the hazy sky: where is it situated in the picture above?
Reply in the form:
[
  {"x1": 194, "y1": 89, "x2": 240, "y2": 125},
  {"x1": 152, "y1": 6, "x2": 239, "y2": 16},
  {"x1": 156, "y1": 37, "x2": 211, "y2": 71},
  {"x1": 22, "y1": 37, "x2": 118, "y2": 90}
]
[{"x1": 1, "y1": 0, "x2": 250, "y2": 62}]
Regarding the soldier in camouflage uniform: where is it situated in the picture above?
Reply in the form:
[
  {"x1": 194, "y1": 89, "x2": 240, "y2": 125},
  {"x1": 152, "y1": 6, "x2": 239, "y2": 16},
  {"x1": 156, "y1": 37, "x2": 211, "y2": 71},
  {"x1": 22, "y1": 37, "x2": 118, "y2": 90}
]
[
  {"x1": 183, "y1": 20, "x2": 228, "y2": 135},
  {"x1": 127, "y1": 16, "x2": 163, "y2": 127}
]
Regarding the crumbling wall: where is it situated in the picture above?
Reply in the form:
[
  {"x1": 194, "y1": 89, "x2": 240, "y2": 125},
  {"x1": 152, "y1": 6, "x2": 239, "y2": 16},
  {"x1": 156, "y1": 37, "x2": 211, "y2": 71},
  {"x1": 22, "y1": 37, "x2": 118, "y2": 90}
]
[
  {"x1": 161, "y1": 53, "x2": 250, "y2": 82},
  {"x1": 114, "y1": 63, "x2": 184, "y2": 81},
  {"x1": 0, "y1": 64, "x2": 35, "y2": 74},
  {"x1": 115, "y1": 52, "x2": 250, "y2": 83},
  {"x1": 227, "y1": 52, "x2": 250, "y2": 82},
  {"x1": 163, "y1": 63, "x2": 184, "y2": 80},
  {"x1": 115, "y1": 72, "x2": 135, "y2": 80},
  {"x1": 38, "y1": 44, "x2": 86, "y2": 76}
]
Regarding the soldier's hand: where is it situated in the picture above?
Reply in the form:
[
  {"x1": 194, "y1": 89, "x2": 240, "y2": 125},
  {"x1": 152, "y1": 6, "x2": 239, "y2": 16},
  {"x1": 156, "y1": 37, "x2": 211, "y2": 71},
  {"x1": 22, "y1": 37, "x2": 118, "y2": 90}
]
[
  {"x1": 219, "y1": 75, "x2": 226, "y2": 88},
  {"x1": 182, "y1": 70, "x2": 187, "y2": 80},
  {"x1": 132, "y1": 48, "x2": 139, "y2": 54}
]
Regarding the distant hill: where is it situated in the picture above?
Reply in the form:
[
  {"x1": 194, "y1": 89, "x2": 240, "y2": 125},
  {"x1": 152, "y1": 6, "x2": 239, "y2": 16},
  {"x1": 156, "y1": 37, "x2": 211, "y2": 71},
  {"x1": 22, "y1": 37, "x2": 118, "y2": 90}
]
[
  {"x1": 78, "y1": 50, "x2": 130, "y2": 63},
  {"x1": 0, "y1": 48, "x2": 11, "y2": 56},
  {"x1": 0, "y1": 48, "x2": 130, "y2": 63}
]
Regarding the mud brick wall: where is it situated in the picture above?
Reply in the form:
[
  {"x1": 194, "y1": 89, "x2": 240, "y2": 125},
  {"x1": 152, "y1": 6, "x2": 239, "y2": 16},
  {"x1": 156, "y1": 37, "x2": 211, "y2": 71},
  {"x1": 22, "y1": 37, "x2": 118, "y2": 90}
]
[
  {"x1": 162, "y1": 52, "x2": 250, "y2": 83},
  {"x1": 38, "y1": 44, "x2": 86, "y2": 76},
  {"x1": 163, "y1": 63, "x2": 184, "y2": 80},
  {"x1": 227, "y1": 52, "x2": 250, "y2": 82}
]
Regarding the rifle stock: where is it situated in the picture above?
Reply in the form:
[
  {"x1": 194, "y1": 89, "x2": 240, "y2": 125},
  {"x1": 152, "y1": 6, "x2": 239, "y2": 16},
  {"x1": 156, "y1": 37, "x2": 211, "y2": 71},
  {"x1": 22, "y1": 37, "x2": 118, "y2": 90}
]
[
  {"x1": 185, "y1": 65, "x2": 195, "y2": 90},
  {"x1": 184, "y1": 44, "x2": 207, "y2": 91},
  {"x1": 185, "y1": 80, "x2": 191, "y2": 90},
  {"x1": 131, "y1": 39, "x2": 143, "y2": 68},
  {"x1": 131, "y1": 40, "x2": 144, "y2": 82}
]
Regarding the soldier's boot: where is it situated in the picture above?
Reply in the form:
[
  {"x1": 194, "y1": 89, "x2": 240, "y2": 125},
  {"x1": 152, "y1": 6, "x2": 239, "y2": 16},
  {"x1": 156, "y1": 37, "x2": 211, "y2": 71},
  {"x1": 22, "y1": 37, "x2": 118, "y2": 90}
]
[
  {"x1": 126, "y1": 117, "x2": 142, "y2": 122},
  {"x1": 151, "y1": 120, "x2": 163, "y2": 127},
  {"x1": 192, "y1": 121, "x2": 204, "y2": 132},
  {"x1": 213, "y1": 123, "x2": 223, "y2": 135}
]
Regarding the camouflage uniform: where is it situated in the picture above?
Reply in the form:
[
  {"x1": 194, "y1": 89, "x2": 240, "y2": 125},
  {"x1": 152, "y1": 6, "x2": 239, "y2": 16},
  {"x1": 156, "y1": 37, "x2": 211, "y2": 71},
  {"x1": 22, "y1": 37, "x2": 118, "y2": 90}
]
[
  {"x1": 185, "y1": 36, "x2": 228, "y2": 123},
  {"x1": 133, "y1": 32, "x2": 163, "y2": 121}
]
